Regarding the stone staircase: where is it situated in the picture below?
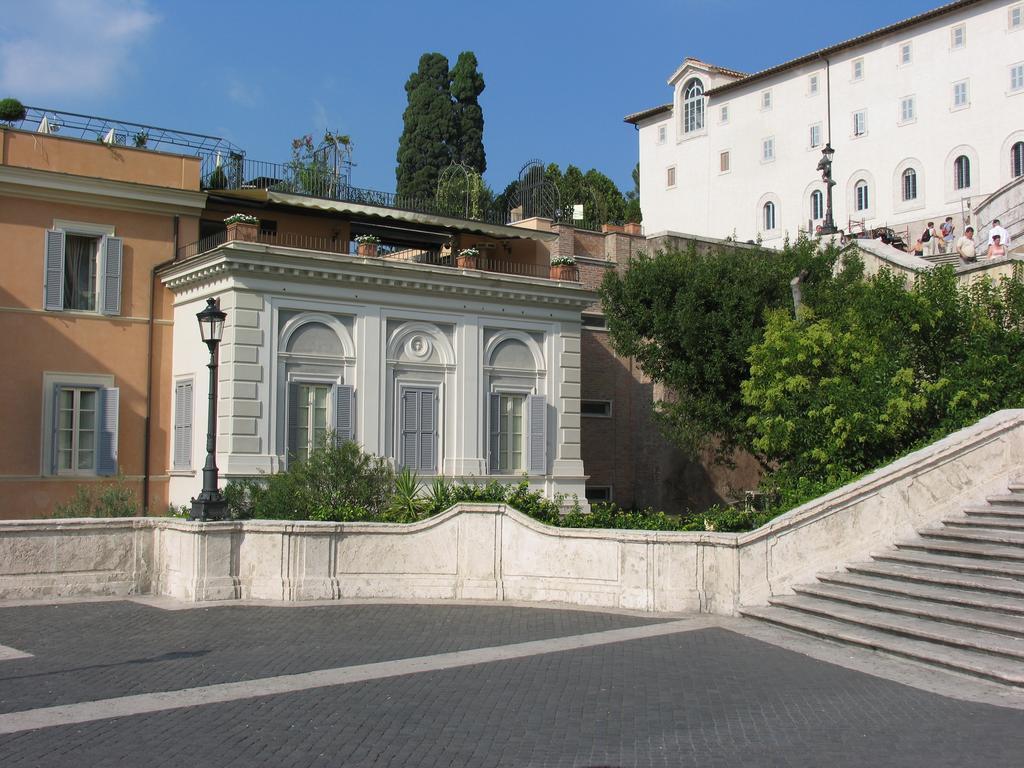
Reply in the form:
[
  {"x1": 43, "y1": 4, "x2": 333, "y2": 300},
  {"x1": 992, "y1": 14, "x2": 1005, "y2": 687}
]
[{"x1": 741, "y1": 484, "x2": 1024, "y2": 686}]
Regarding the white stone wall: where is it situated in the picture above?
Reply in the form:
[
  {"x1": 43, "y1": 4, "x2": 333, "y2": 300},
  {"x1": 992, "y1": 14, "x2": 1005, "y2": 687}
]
[{"x1": 638, "y1": 0, "x2": 1024, "y2": 243}]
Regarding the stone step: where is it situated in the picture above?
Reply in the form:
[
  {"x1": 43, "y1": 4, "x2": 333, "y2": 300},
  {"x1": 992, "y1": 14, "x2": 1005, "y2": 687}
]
[
  {"x1": 819, "y1": 570, "x2": 1024, "y2": 615},
  {"x1": 918, "y1": 526, "x2": 1024, "y2": 547},
  {"x1": 766, "y1": 594, "x2": 1024, "y2": 661},
  {"x1": 962, "y1": 504, "x2": 1024, "y2": 518},
  {"x1": 943, "y1": 516, "x2": 1024, "y2": 531},
  {"x1": 791, "y1": 582, "x2": 1024, "y2": 636},
  {"x1": 846, "y1": 559, "x2": 1024, "y2": 597},
  {"x1": 870, "y1": 549, "x2": 1024, "y2": 579},
  {"x1": 1006, "y1": 482, "x2": 1024, "y2": 494},
  {"x1": 740, "y1": 605, "x2": 1024, "y2": 686},
  {"x1": 985, "y1": 494, "x2": 1024, "y2": 506},
  {"x1": 896, "y1": 537, "x2": 1024, "y2": 562}
]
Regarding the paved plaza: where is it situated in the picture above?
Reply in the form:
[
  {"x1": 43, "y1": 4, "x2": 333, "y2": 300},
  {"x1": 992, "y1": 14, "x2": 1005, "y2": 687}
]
[{"x1": 0, "y1": 599, "x2": 1022, "y2": 767}]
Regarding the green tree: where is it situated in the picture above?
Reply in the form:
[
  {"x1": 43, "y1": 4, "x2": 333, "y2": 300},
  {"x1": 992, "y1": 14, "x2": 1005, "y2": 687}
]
[
  {"x1": 450, "y1": 51, "x2": 486, "y2": 174},
  {"x1": 396, "y1": 53, "x2": 456, "y2": 200},
  {"x1": 625, "y1": 162, "x2": 641, "y2": 223}
]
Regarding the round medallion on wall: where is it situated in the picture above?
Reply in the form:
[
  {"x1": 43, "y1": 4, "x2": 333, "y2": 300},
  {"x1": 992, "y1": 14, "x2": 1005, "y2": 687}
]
[{"x1": 406, "y1": 334, "x2": 432, "y2": 360}]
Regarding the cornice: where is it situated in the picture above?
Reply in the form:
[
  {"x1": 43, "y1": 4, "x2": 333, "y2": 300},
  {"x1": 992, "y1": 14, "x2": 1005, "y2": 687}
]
[
  {"x1": 160, "y1": 243, "x2": 597, "y2": 309},
  {"x1": 0, "y1": 165, "x2": 207, "y2": 216}
]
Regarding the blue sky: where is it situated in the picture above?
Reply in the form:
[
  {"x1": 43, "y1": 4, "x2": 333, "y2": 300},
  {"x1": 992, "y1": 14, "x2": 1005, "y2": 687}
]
[{"x1": 1, "y1": 0, "x2": 944, "y2": 195}]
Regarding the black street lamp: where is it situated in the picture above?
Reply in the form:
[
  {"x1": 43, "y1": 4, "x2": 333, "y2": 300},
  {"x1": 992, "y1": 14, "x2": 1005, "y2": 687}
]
[
  {"x1": 190, "y1": 297, "x2": 228, "y2": 521},
  {"x1": 817, "y1": 143, "x2": 838, "y2": 235}
]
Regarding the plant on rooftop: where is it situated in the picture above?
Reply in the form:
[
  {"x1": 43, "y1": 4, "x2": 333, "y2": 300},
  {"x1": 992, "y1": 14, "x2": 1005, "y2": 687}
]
[
  {"x1": 458, "y1": 247, "x2": 479, "y2": 258},
  {"x1": 224, "y1": 213, "x2": 259, "y2": 226},
  {"x1": 132, "y1": 131, "x2": 148, "y2": 148},
  {"x1": 0, "y1": 97, "x2": 26, "y2": 125},
  {"x1": 285, "y1": 133, "x2": 335, "y2": 197},
  {"x1": 550, "y1": 255, "x2": 576, "y2": 266},
  {"x1": 355, "y1": 235, "x2": 380, "y2": 244}
]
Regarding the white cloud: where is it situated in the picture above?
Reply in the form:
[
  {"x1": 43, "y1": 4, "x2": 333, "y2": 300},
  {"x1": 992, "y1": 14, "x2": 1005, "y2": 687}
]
[
  {"x1": 0, "y1": 0, "x2": 158, "y2": 99},
  {"x1": 227, "y1": 78, "x2": 261, "y2": 108}
]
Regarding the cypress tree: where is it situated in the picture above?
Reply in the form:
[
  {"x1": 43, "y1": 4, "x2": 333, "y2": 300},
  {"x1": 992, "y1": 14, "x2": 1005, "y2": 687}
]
[
  {"x1": 396, "y1": 53, "x2": 455, "y2": 200},
  {"x1": 450, "y1": 51, "x2": 486, "y2": 174}
]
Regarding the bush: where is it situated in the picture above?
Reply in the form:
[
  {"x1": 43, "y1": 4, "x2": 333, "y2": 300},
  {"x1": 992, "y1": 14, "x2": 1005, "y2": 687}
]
[
  {"x1": 0, "y1": 97, "x2": 26, "y2": 124},
  {"x1": 52, "y1": 477, "x2": 139, "y2": 518},
  {"x1": 560, "y1": 502, "x2": 684, "y2": 531}
]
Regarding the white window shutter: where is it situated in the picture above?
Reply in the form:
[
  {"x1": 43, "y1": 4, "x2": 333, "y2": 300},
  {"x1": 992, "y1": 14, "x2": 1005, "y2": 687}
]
[
  {"x1": 287, "y1": 382, "x2": 300, "y2": 461},
  {"x1": 334, "y1": 384, "x2": 354, "y2": 444},
  {"x1": 173, "y1": 381, "x2": 193, "y2": 470},
  {"x1": 418, "y1": 389, "x2": 436, "y2": 473},
  {"x1": 101, "y1": 236, "x2": 123, "y2": 316},
  {"x1": 400, "y1": 389, "x2": 420, "y2": 468},
  {"x1": 527, "y1": 394, "x2": 547, "y2": 475},
  {"x1": 44, "y1": 230, "x2": 65, "y2": 311},
  {"x1": 488, "y1": 393, "x2": 501, "y2": 473},
  {"x1": 96, "y1": 387, "x2": 119, "y2": 476}
]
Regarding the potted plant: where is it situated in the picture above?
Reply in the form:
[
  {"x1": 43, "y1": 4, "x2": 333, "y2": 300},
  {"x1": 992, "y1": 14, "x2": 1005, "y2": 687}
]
[
  {"x1": 355, "y1": 234, "x2": 380, "y2": 257},
  {"x1": 456, "y1": 247, "x2": 480, "y2": 269},
  {"x1": 549, "y1": 255, "x2": 577, "y2": 281},
  {"x1": 224, "y1": 213, "x2": 260, "y2": 242}
]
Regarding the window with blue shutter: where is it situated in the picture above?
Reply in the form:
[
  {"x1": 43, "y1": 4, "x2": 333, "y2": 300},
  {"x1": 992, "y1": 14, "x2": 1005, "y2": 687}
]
[
  {"x1": 334, "y1": 384, "x2": 354, "y2": 444},
  {"x1": 101, "y1": 236, "x2": 123, "y2": 316},
  {"x1": 399, "y1": 386, "x2": 437, "y2": 473},
  {"x1": 173, "y1": 380, "x2": 193, "y2": 470},
  {"x1": 44, "y1": 230, "x2": 65, "y2": 311},
  {"x1": 96, "y1": 387, "x2": 119, "y2": 476}
]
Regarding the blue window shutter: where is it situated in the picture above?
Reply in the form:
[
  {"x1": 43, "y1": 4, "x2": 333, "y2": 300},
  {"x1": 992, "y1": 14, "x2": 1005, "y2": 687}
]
[
  {"x1": 50, "y1": 385, "x2": 63, "y2": 474},
  {"x1": 400, "y1": 389, "x2": 420, "y2": 469},
  {"x1": 334, "y1": 384, "x2": 354, "y2": 444},
  {"x1": 44, "y1": 230, "x2": 65, "y2": 311},
  {"x1": 96, "y1": 387, "x2": 120, "y2": 477},
  {"x1": 101, "y1": 236, "x2": 123, "y2": 316},
  {"x1": 418, "y1": 389, "x2": 436, "y2": 473},
  {"x1": 527, "y1": 394, "x2": 547, "y2": 475},
  {"x1": 488, "y1": 393, "x2": 500, "y2": 473},
  {"x1": 173, "y1": 380, "x2": 193, "y2": 470}
]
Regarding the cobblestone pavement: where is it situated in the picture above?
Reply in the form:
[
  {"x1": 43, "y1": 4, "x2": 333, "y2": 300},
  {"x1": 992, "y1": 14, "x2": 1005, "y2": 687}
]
[{"x1": 1, "y1": 600, "x2": 1022, "y2": 767}]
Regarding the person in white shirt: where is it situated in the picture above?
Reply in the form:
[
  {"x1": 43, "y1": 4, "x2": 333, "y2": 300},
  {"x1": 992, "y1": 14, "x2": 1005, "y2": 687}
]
[
  {"x1": 987, "y1": 219, "x2": 1010, "y2": 247},
  {"x1": 955, "y1": 226, "x2": 977, "y2": 263}
]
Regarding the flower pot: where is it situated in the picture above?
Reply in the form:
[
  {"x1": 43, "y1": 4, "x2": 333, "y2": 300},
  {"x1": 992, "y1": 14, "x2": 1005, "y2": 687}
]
[
  {"x1": 226, "y1": 221, "x2": 258, "y2": 243},
  {"x1": 549, "y1": 264, "x2": 577, "y2": 281},
  {"x1": 456, "y1": 254, "x2": 480, "y2": 270},
  {"x1": 357, "y1": 242, "x2": 379, "y2": 257}
]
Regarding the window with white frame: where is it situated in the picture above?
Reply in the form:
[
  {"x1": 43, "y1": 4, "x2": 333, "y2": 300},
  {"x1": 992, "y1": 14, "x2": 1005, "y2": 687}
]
[
  {"x1": 720, "y1": 151, "x2": 730, "y2": 173},
  {"x1": 288, "y1": 382, "x2": 331, "y2": 462},
  {"x1": 1011, "y1": 4, "x2": 1022, "y2": 29},
  {"x1": 682, "y1": 78, "x2": 704, "y2": 133},
  {"x1": 852, "y1": 58, "x2": 864, "y2": 80},
  {"x1": 953, "y1": 80, "x2": 969, "y2": 108},
  {"x1": 666, "y1": 166, "x2": 676, "y2": 187},
  {"x1": 1013, "y1": 141, "x2": 1024, "y2": 179},
  {"x1": 762, "y1": 137, "x2": 775, "y2": 162},
  {"x1": 899, "y1": 42, "x2": 912, "y2": 65},
  {"x1": 719, "y1": 104, "x2": 729, "y2": 123},
  {"x1": 56, "y1": 387, "x2": 98, "y2": 474},
  {"x1": 761, "y1": 90, "x2": 772, "y2": 110},
  {"x1": 810, "y1": 190, "x2": 824, "y2": 221},
  {"x1": 852, "y1": 110, "x2": 867, "y2": 137},
  {"x1": 902, "y1": 168, "x2": 918, "y2": 201},
  {"x1": 1011, "y1": 63, "x2": 1024, "y2": 92},
  {"x1": 496, "y1": 393, "x2": 525, "y2": 472},
  {"x1": 855, "y1": 180, "x2": 870, "y2": 211},
  {"x1": 899, "y1": 96, "x2": 915, "y2": 123},
  {"x1": 657, "y1": 124, "x2": 667, "y2": 144},
  {"x1": 808, "y1": 73, "x2": 819, "y2": 95},
  {"x1": 951, "y1": 23, "x2": 966, "y2": 49},
  {"x1": 172, "y1": 378, "x2": 194, "y2": 470},
  {"x1": 763, "y1": 201, "x2": 776, "y2": 230},
  {"x1": 44, "y1": 224, "x2": 122, "y2": 315},
  {"x1": 954, "y1": 155, "x2": 971, "y2": 190},
  {"x1": 43, "y1": 373, "x2": 118, "y2": 477},
  {"x1": 809, "y1": 123, "x2": 822, "y2": 148}
]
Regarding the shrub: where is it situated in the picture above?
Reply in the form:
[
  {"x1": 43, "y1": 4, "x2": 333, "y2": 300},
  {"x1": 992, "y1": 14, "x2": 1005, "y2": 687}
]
[
  {"x1": 0, "y1": 97, "x2": 27, "y2": 124},
  {"x1": 52, "y1": 477, "x2": 139, "y2": 518}
]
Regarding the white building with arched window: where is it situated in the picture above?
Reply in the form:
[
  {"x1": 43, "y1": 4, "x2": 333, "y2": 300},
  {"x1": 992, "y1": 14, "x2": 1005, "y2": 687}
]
[{"x1": 627, "y1": 0, "x2": 1024, "y2": 245}]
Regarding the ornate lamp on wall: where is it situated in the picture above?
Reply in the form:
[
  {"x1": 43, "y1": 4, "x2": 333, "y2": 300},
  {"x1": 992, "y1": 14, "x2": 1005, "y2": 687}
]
[{"x1": 190, "y1": 298, "x2": 228, "y2": 521}]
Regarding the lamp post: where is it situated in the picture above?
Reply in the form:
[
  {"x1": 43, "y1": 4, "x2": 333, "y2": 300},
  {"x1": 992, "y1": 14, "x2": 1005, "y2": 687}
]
[
  {"x1": 190, "y1": 298, "x2": 228, "y2": 521},
  {"x1": 817, "y1": 143, "x2": 838, "y2": 235}
]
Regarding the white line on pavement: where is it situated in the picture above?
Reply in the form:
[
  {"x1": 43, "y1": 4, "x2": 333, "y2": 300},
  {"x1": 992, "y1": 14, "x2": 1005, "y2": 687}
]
[{"x1": 0, "y1": 644, "x2": 33, "y2": 662}]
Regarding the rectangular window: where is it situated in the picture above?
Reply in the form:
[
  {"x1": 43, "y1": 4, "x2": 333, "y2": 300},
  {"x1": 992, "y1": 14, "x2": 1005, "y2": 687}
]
[
  {"x1": 56, "y1": 387, "x2": 98, "y2": 473},
  {"x1": 585, "y1": 486, "x2": 612, "y2": 503},
  {"x1": 657, "y1": 124, "x2": 666, "y2": 144},
  {"x1": 496, "y1": 393, "x2": 525, "y2": 473},
  {"x1": 900, "y1": 96, "x2": 915, "y2": 123},
  {"x1": 900, "y1": 42, "x2": 912, "y2": 65},
  {"x1": 581, "y1": 314, "x2": 606, "y2": 329},
  {"x1": 852, "y1": 58, "x2": 864, "y2": 80},
  {"x1": 762, "y1": 137, "x2": 775, "y2": 162},
  {"x1": 951, "y1": 24, "x2": 965, "y2": 49},
  {"x1": 761, "y1": 90, "x2": 772, "y2": 110},
  {"x1": 720, "y1": 150, "x2": 730, "y2": 172},
  {"x1": 44, "y1": 228, "x2": 122, "y2": 315},
  {"x1": 808, "y1": 74, "x2": 819, "y2": 95},
  {"x1": 44, "y1": 375, "x2": 118, "y2": 477},
  {"x1": 289, "y1": 383, "x2": 331, "y2": 463},
  {"x1": 853, "y1": 110, "x2": 867, "y2": 137},
  {"x1": 953, "y1": 80, "x2": 969, "y2": 108},
  {"x1": 720, "y1": 104, "x2": 729, "y2": 123},
  {"x1": 63, "y1": 235, "x2": 99, "y2": 311},
  {"x1": 666, "y1": 166, "x2": 676, "y2": 187},
  {"x1": 1012, "y1": 5, "x2": 1022, "y2": 29},
  {"x1": 399, "y1": 386, "x2": 437, "y2": 473},
  {"x1": 1010, "y1": 63, "x2": 1023, "y2": 92},
  {"x1": 809, "y1": 123, "x2": 822, "y2": 148},
  {"x1": 581, "y1": 400, "x2": 612, "y2": 418},
  {"x1": 172, "y1": 379, "x2": 194, "y2": 470}
]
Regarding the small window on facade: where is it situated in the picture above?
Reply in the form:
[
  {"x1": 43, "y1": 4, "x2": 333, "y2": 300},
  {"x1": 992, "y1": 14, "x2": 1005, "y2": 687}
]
[
  {"x1": 763, "y1": 201, "x2": 776, "y2": 230},
  {"x1": 951, "y1": 24, "x2": 966, "y2": 49},
  {"x1": 682, "y1": 78, "x2": 705, "y2": 133},
  {"x1": 855, "y1": 180, "x2": 870, "y2": 211},
  {"x1": 495, "y1": 393, "x2": 526, "y2": 473},
  {"x1": 1012, "y1": 141, "x2": 1024, "y2": 179},
  {"x1": 900, "y1": 42, "x2": 912, "y2": 65},
  {"x1": 853, "y1": 110, "x2": 867, "y2": 137},
  {"x1": 585, "y1": 486, "x2": 612, "y2": 503},
  {"x1": 173, "y1": 379, "x2": 194, "y2": 470},
  {"x1": 44, "y1": 229, "x2": 122, "y2": 315},
  {"x1": 810, "y1": 190, "x2": 824, "y2": 221},
  {"x1": 954, "y1": 155, "x2": 971, "y2": 190},
  {"x1": 1010, "y1": 63, "x2": 1023, "y2": 91},
  {"x1": 720, "y1": 151, "x2": 730, "y2": 173},
  {"x1": 63, "y1": 235, "x2": 100, "y2": 311},
  {"x1": 1011, "y1": 5, "x2": 1023, "y2": 29},
  {"x1": 852, "y1": 58, "x2": 864, "y2": 80},
  {"x1": 808, "y1": 74, "x2": 819, "y2": 95},
  {"x1": 900, "y1": 96, "x2": 915, "y2": 123},
  {"x1": 581, "y1": 400, "x2": 612, "y2": 417},
  {"x1": 902, "y1": 168, "x2": 918, "y2": 201},
  {"x1": 720, "y1": 104, "x2": 729, "y2": 123},
  {"x1": 56, "y1": 387, "x2": 98, "y2": 474},
  {"x1": 809, "y1": 123, "x2": 822, "y2": 148},
  {"x1": 953, "y1": 80, "x2": 969, "y2": 108},
  {"x1": 657, "y1": 124, "x2": 667, "y2": 144},
  {"x1": 289, "y1": 383, "x2": 331, "y2": 463},
  {"x1": 666, "y1": 166, "x2": 676, "y2": 187},
  {"x1": 581, "y1": 314, "x2": 607, "y2": 329},
  {"x1": 761, "y1": 90, "x2": 772, "y2": 110},
  {"x1": 762, "y1": 137, "x2": 775, "y2": 162}
]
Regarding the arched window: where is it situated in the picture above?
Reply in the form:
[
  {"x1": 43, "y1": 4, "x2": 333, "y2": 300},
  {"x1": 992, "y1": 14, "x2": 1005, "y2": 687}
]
[
  {"x1": 682, "y1": 79, "x2": 705, "y2": 133},
  {"x1": 954, "y1": 155, "x2": 971, "y2": 190},
  {"x1": 763, "y1": 201, "x2": 776, "y2": 230},
  {"x1": 1012, "y1": 141, "x2": 1024, "y2": 179},
  {"x1": 901, "y1": 168, "x2": 918, "y2": 201},
  {"x1": 855, "y1": 180, "x2": 870, "y2": 211},
  {"x1": 810, "y1": 190, "x2": 824, "y2": 220}
]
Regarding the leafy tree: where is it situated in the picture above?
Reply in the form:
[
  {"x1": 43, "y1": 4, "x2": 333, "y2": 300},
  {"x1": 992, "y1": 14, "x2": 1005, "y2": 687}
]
[
  {"x1": 450, "y1": 51, "x2": 486, "y2": 173},
  {"x1": 396, "y1": 53, "x2": 456, "y2": 200},
  {"x1": 625, "y1": 163, "x2": 641, "y2": 223}
]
